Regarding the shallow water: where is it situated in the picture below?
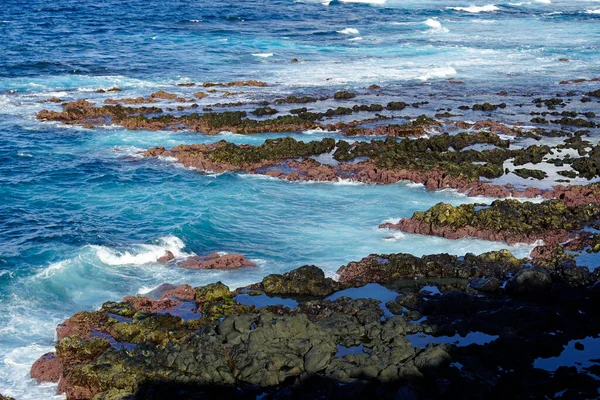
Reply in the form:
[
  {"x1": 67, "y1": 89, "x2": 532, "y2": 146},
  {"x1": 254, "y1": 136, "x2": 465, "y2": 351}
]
[{"x1": 1, "y1": 0, "x2": 599, "y2": 397}]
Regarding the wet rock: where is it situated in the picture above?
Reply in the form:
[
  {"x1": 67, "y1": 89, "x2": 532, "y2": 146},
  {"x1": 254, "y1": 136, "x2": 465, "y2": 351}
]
[
  {"x1": 551, "y1": 258, "x2": 592, "y2": 287},
  {"x1": 157, "y1": 250, "x2": 175, "y2": 263},
  {"x1": 413, "y1": 344, "x2": 451, "y2": 371},
  {"x1": 469, "y1": 277, "x2": 502, "y2": 293},
  {"x1": 123, "y1": 296, "x2": 182, "y2": 313},
  {"x1": 333, "y1": 91, "x2": 356, "y2": 100},
  {"x1": 387, "y1": 199, "x2": 594, "y2": 245},
  {"x1": 262, "y1": 265, "x2": 343, "y2": 296},
  {"x1": 195, "y1": 281, "x2": 233, "y2": 302},
  {"x1": 30, "y1": 352, "x2": 62, "y2": 383},
  {"x1": 29, "y1": 248, "x2": 600, "y2": 399},
  {"x1": 56, "y1": 311, "x2": 110, "y2": 341},
  {"x1": 159, "y1": 284, "x2": 196, "y2": 301},
  {"x1": 505, "y1": 267, "x2": 552, "y2": 295},
  {"x1": 179, "y1": 253, "x2": 257, "y2": 270},
  {"x1": 336, "y1": 250, "x2": 522, "y2": 284}
]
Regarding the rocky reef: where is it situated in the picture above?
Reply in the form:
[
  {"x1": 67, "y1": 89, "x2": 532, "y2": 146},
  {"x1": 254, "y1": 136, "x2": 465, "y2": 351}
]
[
  {"x1": 141, "y1": 134, "x2": 596, "y2": 199},
  {"x1": 24, "y1": 82, "x2": 600, "y2": 400},
  {"x1": 383, "y1": 199, "x2": 600, "y2": 245},
  {"x1": 30, "y1": 246, "x2": 600, "y2": 399}
]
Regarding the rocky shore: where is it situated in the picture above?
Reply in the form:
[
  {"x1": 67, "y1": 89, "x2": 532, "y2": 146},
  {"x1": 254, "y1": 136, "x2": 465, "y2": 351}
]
[
  {"x1": 30, "y1": 244, "x2": 600, "y2": 399},
  {"x1": 23, "y1": 82, "x2": 600, "y2": 399},
  {"x1": 381, "y1": 198, "x2": 600, "y2": 245}
]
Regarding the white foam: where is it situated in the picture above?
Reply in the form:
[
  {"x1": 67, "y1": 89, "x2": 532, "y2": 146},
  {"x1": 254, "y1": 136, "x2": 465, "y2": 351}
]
[
  {"x1": 348, "y1": 36, "x2": 363, "y2": 41},
  {"x1": 423, "y1": 18, "x2": 449, "y2": 34},
  {"x1": 16, "y1": 152, "x2": 33, "y2": 157},
  {"x1": 35, "y1": 260, "x2": 68, "y2": 279},
  {"x1": 333, "y1": 178, "x2": 363, "y2": 185},
  {"x1": 381, "y1": 217, "x2": 402, "y2": 225},
  {"x1": 447, "y1": 5, "x2": 500, "y2": 13},
  {"x1": 252, "y1": 53, "x2": 274, "y2": 58},
  {"x1": 534, "y1": 0, "x2": 550, "y2": 3},
  {"x1": 419, "y1": 66, "x2": 457, "y2": 81},
  {"x1": 303, "y1": 128, "x2": 331, "y2": 134},
  {"x1": 382, "y1": 231, "x2": 405, "y2": 242},
  {"x1": 1, "y1": 344, "x2": 62, "y2": 400},
  {"x1": 424, "y1": 18, "x2": 442, "y2": 29},
  {"x1": 585, "y1": 9, "x2": 600, "y2": 14},
  {"x1": 337, "y1": 27, "x2": 360, "y2": 35},
  {"x1": 93, "y1": 236, "x2": 190, "y2": 266}
]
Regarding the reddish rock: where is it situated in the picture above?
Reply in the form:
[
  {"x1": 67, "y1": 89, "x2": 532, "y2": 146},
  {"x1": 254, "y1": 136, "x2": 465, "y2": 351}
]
[
  {"x1": 382, "y1": 217, "x2": 576, "y2": 246},
  {"x1": 58, "y1": 375, "x2": 98, "y2": 400},
  {"x1": 123, "y1": 296, "x2": 181, "y2": 313},
  {"x1": 159, "y1": 284, "x2": 195, "y2": 301},
  {"x1": 179, "y1": 253, "x2": 257, "y2": 270},
  {"x1": 56, "y1": 311, "x2": 109, "y2": 341},
  {"x1": 30, "y1": 352, "x2": 62, "y2": 383},
  {"x1": 63, "y1": 99, "x2": 95, "y2": 109},
  {"x1": 544, "y1": 184, "x2": 600, "y2": 207},
  {"x1": 157, "y1": 250, "x2": 175, "y2": 263}
]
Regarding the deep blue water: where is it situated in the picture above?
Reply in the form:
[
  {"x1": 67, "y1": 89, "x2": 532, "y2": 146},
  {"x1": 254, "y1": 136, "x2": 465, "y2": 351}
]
[{"x1": 0, "y1": 0, "x2": 599, "y2": 397}]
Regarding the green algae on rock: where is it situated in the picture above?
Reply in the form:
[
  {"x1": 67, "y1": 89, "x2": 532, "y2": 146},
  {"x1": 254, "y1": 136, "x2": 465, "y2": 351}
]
[
  {"x1": 30, "y1": 248, "x2": 600, "y2": 399},
  {"x1": 383, "y1": 199, "x2": 600, "y2": 245}
]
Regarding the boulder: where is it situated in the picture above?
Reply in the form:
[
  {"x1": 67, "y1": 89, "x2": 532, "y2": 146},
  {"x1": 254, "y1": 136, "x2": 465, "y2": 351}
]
[
  {"x1": 30, "y1": 352, "x2": 62, "y2": 383},
  {"x1": 506, "y1": 267, "x2": 552, "y2": 295}
]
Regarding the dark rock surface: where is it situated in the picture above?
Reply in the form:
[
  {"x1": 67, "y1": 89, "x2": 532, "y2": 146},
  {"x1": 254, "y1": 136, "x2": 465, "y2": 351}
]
[{"x1": 30, "y1": 249, "x2": 600, "y2": 399}]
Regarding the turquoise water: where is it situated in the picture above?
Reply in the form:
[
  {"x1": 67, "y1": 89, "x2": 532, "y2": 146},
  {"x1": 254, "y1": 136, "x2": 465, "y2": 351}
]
[{"x1": 1, "y1": 0, "x2": 599, "y2": 398}]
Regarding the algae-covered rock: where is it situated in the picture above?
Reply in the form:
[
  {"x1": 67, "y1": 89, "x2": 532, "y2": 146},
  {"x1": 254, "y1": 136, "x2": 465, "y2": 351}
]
[
  {"x1": 337, "y1": 249, "x2": 523, "y2": 284},
  {"x1": 389, "y1": 199, "x2": 600, "y2": 245},
  {"x1": 56, "y1": 336, "x2": 111, "y2": 365},
  {"x1": 261, "y1": 265, "x2": 342, "y2": 296},
  {"x1": 195, "y1": 281, "x2": 232, "y2": 302}
]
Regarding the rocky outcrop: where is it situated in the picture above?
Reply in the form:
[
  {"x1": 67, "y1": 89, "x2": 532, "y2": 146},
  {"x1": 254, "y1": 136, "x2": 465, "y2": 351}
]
[
  {"x1": 382, "y1": 199, "x2": 599, "y2": 245},
  {"x1": 336, "y1": 250, "x2": 522, "y2": 283},
  {"x1": 139, "y1": 134, "x2": 591, "y2": 201},
  {"x1": 179, "y1": 253, "x2": 257, "y2": 270},
  {"x1": 259, "y1": 265, "x2": 344, "y2": 296},
  {"x1": 30, "y1": 253, "x2": 600, "y2": 399}
]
